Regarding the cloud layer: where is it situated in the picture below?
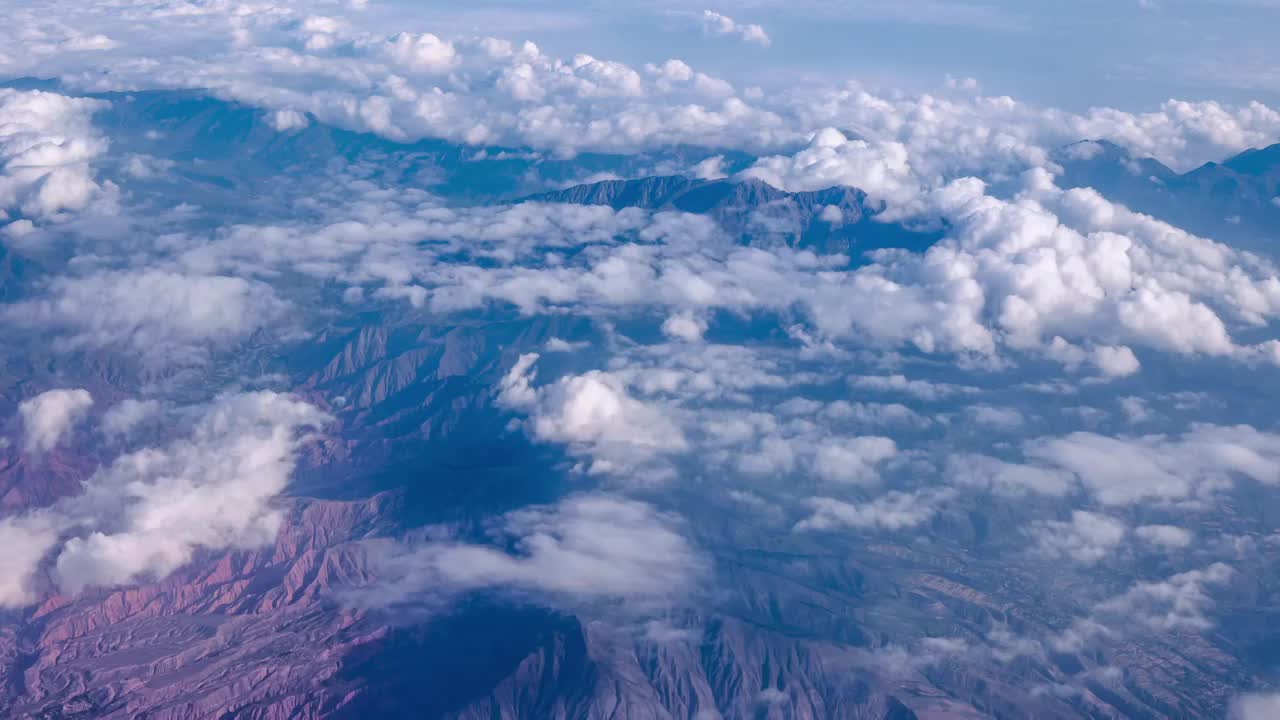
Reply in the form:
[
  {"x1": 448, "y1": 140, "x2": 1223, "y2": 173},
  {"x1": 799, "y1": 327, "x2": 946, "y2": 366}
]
[
  {"x1": 367, "y1": 494, "x2": 707, "y2": 608},
  {"x1": 0, "y1": 391, "x2": 328, "y2": 606},
  {"x1": 0, "y1": 88, "x2": 108, "y2": 224},
  {"x1": 19, "y1": 388, "x2": 93, "y2": 453}
]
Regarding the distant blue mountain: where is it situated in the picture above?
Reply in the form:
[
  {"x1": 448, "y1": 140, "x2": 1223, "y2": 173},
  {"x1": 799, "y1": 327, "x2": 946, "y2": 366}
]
[
  {"x1": 1, "y1": 77, "x2": 754, "y2": 210},
  {"x1": 1055, "y1": 139, "x2": 1280, "y2": 253},
  {"x1": 525, "y1": 175, "x2": 941, "y2": 257}
]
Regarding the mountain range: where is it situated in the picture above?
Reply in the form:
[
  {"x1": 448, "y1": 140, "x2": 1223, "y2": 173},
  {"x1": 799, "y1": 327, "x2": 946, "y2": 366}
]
[{"x1": 1, "y1": 88, "x2": 1280, "y2": 720}]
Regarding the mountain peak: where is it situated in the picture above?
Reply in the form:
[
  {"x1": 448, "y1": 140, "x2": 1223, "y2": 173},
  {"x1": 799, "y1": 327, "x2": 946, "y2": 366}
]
[{"x1": 1223, "y1": 142, "x2": 1280, "y2": 176}]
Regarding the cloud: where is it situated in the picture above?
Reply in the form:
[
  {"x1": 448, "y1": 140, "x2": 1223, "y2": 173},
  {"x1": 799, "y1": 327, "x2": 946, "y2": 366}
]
[
  {"x1": 385, "y1": 32, "x2": 461, "y2": 73},
  {"x1": 791, "y1": 83, "x2": 1280, "y2": 175},
  {"x1": 795, "y1": 489, "x2": 952, "y2": 531},
  {"x1": 10, "y1": 89, "x2": 1271, "y2": 383},
  {"x1": 811, "y1": 435, "x2": 897, "y2": 484},
  {"x1": 0, "y1": 88, "x2": 109, "y2": 222},
  {"x1": 1032, "y1": 510, "x2": 1127, "y2": 564},
  {"x1": 1094, "y1": 563, "x2": 1233, "y2": 631},
  {"x1": 267, "y1": 108, "x2": 309, "y2": 131},
  {"x1": 821, "y1": 400, "x2": 929, "y2": 428},
  {"x1": 739, "y1": 128, "x2": 916, "y2": 204},
  {"x1": 56, "y1": 392, "x2": 328, "y2": 596},
  {"x1": 366, "y1": 494, "x2": 706, "y2": 607},
  {"x1": 0, "y1": 392, "x2": 328, "y2": 606},
  {"x1": 0, "y1": 512, "x2": 62, "y2": 607},
  {"x1": 807, "y1": 174, "x2": 1280, "y2": 363},
  {"x1": 6, "y1": 2, "x2": 1276, "y2": 168},
  {"x1": 19, "y1": 388, "x2": 93, "y2": 453},
  {"x1": 1134, "y1": 524, "x2": 1193, "y2": 549},
  {"x1": 1025, "y1": 425, "x2": 1280, "y2": 506},
  {"x1": 944, "y1": 75, "x2": 980, "y2": 91},
  {"x1": 496, "y1": 352, "x2": 542, "y2": 409},
  {"x1": 661, "y1": 310, "x2": 708, "y2": 341},
  {"x1": 62, "y1": 33, "x2": 116, "y2": 51},
  {"x1": 1046, "y1": 338, "x2": 1141, "y2": 378},
  {"x1": 849, "y1": 374, "x2": 978, "y2": 401},
  {"x1": 947, "y1": 453, "x2": 1075, "y2": 497},
  {"x1": 692, "y1": 155, "x2": 728, "y2": 180},
  {"x1": 100, "y1": 398, "x2": 162, "y2": 437},
  {"x1": 6, "y1": 270, "x2": 291, "y2": 365},
  {"x1": 700, "y1": 10, "x2": 771, "y2": 46},
  {"x1": 1119, "y1": 396, "x2": 1151, "y2": 423},
  {"x1": 967, "y1": 404, "x2": 1025, "y2": 430},
  {"x1": 501, "y1": 355, "x2": 686, "y2": 474},
  {"x1": 1041, "y1": 562, "x2": 1238, "y2": 657},
  {"x1": 1230, "y1": 692, "x2": 1280, "y2": 720},
  {"x1": 532, "y1": 371, "x2": 686, "y2": 457},
  {"x1": 3, "y1": 3, "x2": 1280, "y2": 707}
]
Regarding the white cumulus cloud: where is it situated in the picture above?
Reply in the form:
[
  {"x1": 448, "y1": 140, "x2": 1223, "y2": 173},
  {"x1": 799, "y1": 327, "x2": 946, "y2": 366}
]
[
  {"x1": 700, "y1": 10, "x2": 771, "y2": 46},
  {"x1": 19, "y1": 388, "x2": 93, "y2": 453}
]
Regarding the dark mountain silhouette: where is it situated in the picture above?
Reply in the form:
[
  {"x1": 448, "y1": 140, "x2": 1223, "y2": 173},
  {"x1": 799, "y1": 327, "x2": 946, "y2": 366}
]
[
  {"x1": 1055, "y1": 139, "x2": 1280, "y2": 253},
  {"x1": 525, "y1": 176, "x2": 941, "y2": 257}
]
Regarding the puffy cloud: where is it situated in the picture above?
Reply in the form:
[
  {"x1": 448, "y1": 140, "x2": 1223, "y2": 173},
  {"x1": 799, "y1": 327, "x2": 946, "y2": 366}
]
[
  {"x1": 496, "y1": 352, "x2": 541, "y2": 409},
  {"x1": 1043, "y1": 562, "x2": 1238, "y2": 656},
  {"x1": 544, "y1": 337, "x2": 588, "y2": 353},
  {"x1": 740, "y1": 129, "x2": 916, "y2": 204},
  {"x1": 1032, "y1": 510, "x2": 1127, "y2": 565},
  {"x1": 944, "y1": 75, "x2": 980, "y2": 92},
  {"x1": 692, "y1": 155, "x2": 728, "y2": 180},
  {"x1": 1046, "y1": 338, "x2": 1141, "y2": 378},
  {"x1": 1091, "y1": 345, "x2": 1141, "y2": 377},
  {"x1": 661, "y1": 310, "x2": 708, "y2": 342},
  {"x1": 173, "y1": 201, "x2": 698, "y2": 312},
  {"x1": 367, "y1": 494, "x2": 706, "y2": 606},
  {"x1": 48, "y1": 118, "x2": 1273, "y2": 377},
  {"x1": 1026, "y1": 425, "x2": 1280, "y2": 506},
  {"x1": 0, "y1": 88, "x2": 108, "y2": 222},
  {"x1": 384, "y1": 32, "x2": 460, "y2": 73},
  {"x1": 947, "y1": 453, "x2": 1075, "y2": 497},
  {"x1": 1134, "y1": 524, "x2": 1193, "y2": 549},
  {"x1": 299, "y1": 15, "x2": 344, "y2": 51},
  {"x1": 821, "y1": 400, "x2": 928, "y2": 428},
  {"x1": 811, "y1": 435, "x2": 897, "y2": 484},
  {"x1": 1230, "y1": 693, "x2": 1280, "y2": 720},
  {"x1": 531, "y1": 372, "x2": 686, "y2": 450},
  {"x1": 0, "y1": 512, "x2": 62, "y2": 607},
  {"x1": 19, "y1": 388, "x2": 93, "y2": 453},
  {"x1": 0, "y1": 392, "x2": 328, "y2": 605},
  {"x1": 6, "y1": 270, "x2": 291, "y2": 364},
  {"x1": 501, "y1": 355, "x2": 686, "y2": 474},
  {"x1": 54, "y1": 392, "x2": 329, "y2": 595},
  {"x1": 100, "y1": 398, "x2": 162, "y2": 437},
  {"x1": 967, "y1": 404, "x2": 1025, "y2": 430},
  {"x1": 268, "y1": 108, "x2": 309, "y2": 131},
  {"x1": 949, "y1": 424, "x2": 1280, "y2": 508},
  {"x1": 791, "y1": 84, "x2": 1280, "y2": 175},
  {"x1": 700, "y1": 10, "x2": 771, "y2": 46},
  {"x1": 62, "y1": 33, "x2": 117, "y2": 51},
  {"x1": 822, "y1": 175, "x2": 1280, "y2": 363},
  {"x1": 849, "y1": 374, "x2": 978, "y2": 401},
  {"x1": 795, "y1": 490, "x2": 952, "y2": 531},
  {"x1": 1094, "y1": 563, "x2": 1233, "y2": 631},
  {"x1": 1119, "y1": 396, "x2": 1151, "y2": 423},
  {"x1": 58, "y1": 392, "x2": 327, "y2": 595},
  {"x1": 7, "y1": 1, "x2": 1275, "y2": 168}
]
